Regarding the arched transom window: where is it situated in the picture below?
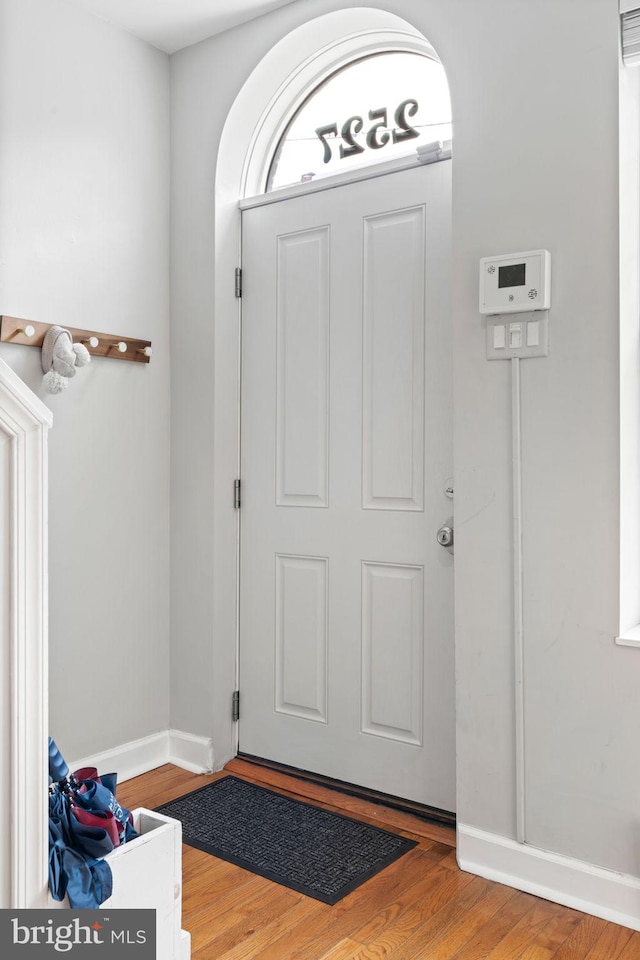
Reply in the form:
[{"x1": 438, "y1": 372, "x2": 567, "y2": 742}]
[{"x1": 266, "y1": 51, "x2": 452, "y2": 192}]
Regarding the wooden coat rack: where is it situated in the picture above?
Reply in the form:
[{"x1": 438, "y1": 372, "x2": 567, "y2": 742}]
[{"x1": 0, "y1": 316, "x2": 152, "y2": 363}]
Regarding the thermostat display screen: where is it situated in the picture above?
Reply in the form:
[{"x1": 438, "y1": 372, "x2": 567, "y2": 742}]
[
  {"x1": 498, "y1": 263, "x2": 526, "y2": 288},
  {"x1": 480, "y1": 249, "x2": 550, "y2": 314}
]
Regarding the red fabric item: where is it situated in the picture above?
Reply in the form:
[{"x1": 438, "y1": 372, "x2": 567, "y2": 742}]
[
  {"x1": 71, "y1": 805, "x2": 120, "y2": 848},
  {"x1": 73, "y1": 766, "x2": 100, "y2": 783}
]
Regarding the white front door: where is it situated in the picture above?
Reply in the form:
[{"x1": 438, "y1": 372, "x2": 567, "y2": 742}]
[{"x1": 239, "y1": 161, "x2": 454, "y2": 811}]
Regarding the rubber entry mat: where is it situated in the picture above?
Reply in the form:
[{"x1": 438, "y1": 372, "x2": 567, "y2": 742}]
[{"x1": 156, "y1": 775, "x2": 417, "y2": 904}]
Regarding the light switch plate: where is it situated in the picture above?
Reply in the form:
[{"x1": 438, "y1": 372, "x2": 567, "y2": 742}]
[{"x1": 486, "y1": 312, "x2": 549, "y2": 360}]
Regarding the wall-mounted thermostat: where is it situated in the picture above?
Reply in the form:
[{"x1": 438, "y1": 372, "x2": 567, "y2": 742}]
[{"x1": 479, "y1": 249, "x2": 551, "y2": 315}]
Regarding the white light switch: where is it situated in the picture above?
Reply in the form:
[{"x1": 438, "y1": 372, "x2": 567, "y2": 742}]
[
  {"x1": 486, "y1": 311, "x2": 548, "y2": 361},
  {"x1": 526, "y1": 320, "x2": 540, "y2": 346},
  {"x1": 493, "y1": 324, "x2": 506, "y2": 349}
]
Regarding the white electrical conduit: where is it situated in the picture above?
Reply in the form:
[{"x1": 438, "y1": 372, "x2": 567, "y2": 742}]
[{"x1": 511, "y1": 357, "x2": 526, "y2": 844}]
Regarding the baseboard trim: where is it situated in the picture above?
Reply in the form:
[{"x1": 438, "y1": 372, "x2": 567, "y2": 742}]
[
  {"x1": 70, "y1": 729, "x2": 214, "y2": 783},
  {"x1": 180, "y1": 929, "x2": 191, "y2": 960},
  {"x1": 168, "y1": 729, "x2": 214, "y2": 774},
  {"x1": 457, "y1": 823, "x2": 640, "y2": 931},
  {"x1": 70, "y1": 732, "x2": 170, "y2": 784}
]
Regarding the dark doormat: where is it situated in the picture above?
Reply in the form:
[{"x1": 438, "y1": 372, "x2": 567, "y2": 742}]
[{"x1": 156, "y1": 775, "x2": 417, "y2": 904}]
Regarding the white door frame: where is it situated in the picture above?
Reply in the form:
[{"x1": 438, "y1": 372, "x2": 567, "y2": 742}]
[
  {"x1": 0, "y1": 357, "x2": 51, "y2": 908},
  {"x1": 213, "y1": 8, "x2": 449, "y2": 765}
]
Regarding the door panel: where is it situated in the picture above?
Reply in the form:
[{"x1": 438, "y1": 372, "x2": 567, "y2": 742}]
[
  {"x1": 276, "y1": 227, "x2": 330, "y2": 508},
  {"x1": 275, "y1": 553, "x2": 328, "y2": 723},
  {"x1": 240, "y1": 162, "x2": 454, "y2": 810},
  {"x1": 363, "y1": 205, "x2": 425, "y2": 510},
  {"x1": 361, "y1": 560, "x2": 423, "y2": 744}
]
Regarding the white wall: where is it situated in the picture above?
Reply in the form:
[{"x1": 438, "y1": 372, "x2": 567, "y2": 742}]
[
  {"x1": 171, "y1": 0, "x2": 640, "y2": 882},
  {"x1": 447, "y1": 0, "x2": 624, "y2": 872},
  {"x1": 0, "y1": 0, "x2": 171, "y2": 760}
]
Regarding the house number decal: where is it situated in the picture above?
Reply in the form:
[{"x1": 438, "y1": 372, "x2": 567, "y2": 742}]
[{"x1": 315, "y1": 99, "x2": 420, "y2": 164}]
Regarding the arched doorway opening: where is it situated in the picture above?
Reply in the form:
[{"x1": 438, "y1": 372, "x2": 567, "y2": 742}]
[{"x1": 213, "y1": 10, "x2": 454, "y2": 816}]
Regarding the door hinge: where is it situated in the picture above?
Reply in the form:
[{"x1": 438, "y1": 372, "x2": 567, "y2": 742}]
[
  {"x1": 234, "y1": 478, "x2": 241, "y2": 510},
  {"x1": 232, "y1": 690, "x2": 240, "y2": 722},
  {"x1": 235, "y1": 267, "x2": 242, "y2": 298}
]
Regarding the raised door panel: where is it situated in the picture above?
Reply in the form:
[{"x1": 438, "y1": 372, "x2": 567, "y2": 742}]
[
  {"x1": 276, "y1": 228, "x2": 330, "y2": 508},
  {"x1": 275, "y1": 554, "x2": 328, "y2": 722},
  {"x1": 362, "y1": 206, "x2": 425, "y2": 511},
  {"x1": 361, "y1": 561, "x2": 423, "y2": 745}
]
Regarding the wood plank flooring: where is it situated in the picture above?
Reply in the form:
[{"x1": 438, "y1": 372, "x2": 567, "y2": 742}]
[{"x1": 116, "y1": 762, "x2": 640, "y2": 960}]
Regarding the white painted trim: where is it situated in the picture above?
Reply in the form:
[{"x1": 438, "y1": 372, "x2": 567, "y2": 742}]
[
  {"x1": 240, "y1": 153, "x2": 453, "y2": 210},
  {"x1": 180, "y1": 930, "x2": 191, "y2": 960},
  {"x1": 0, "y1": 358, "x2": 51, "y2": 908},
  {"x1": 615, "y1": 623, "x2": 640, "y2": 646},
  {"x1": 0, "y1": 360, "x2": 52, "y2": 429},
  {"x1": 168, "y1": 728, "x2": 215, "y2": 774},
  {"x1": 619, "y1": 58, "x2": 640, "y2": 645},
  {"x1": 457, "y1": 823, "x2": 640, "y2": 932},
  {"x1": 70, "y1": 732, "x2": 171, "y2": 784},
  {"x1": 622, "y1": 8, "x2": 640, "y2": 65},
  {"x1": 241, "y1": 22, "x2": 439, "y2": 199},
  {"x1": 70, "y1": 728, "x2": 215, "y2": 783}
]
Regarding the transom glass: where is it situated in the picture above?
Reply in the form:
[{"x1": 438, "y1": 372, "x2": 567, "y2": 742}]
[{"x1": 266, "y1": 51, "x2": 452, "y2": 192}]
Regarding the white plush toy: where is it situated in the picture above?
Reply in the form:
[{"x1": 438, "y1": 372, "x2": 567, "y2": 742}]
[{"x1": 41, "y1": 325, "x2": 91, "y2": 394}]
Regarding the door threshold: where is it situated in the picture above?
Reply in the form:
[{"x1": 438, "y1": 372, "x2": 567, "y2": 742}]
[{"x1": 236, "y1": 752, "x2": 456, "y2": 829}]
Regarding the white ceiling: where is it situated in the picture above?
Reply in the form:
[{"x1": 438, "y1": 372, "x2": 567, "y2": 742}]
[{"x1": 67, "y1": 0, "x2": 300, "y2": 54}]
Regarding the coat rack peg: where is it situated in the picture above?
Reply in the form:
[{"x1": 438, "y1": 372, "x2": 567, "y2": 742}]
[
  {"x1": 82, "y1": 336, "x2": 99, "y2": 348},
  {"x1": 5, "y1": 323, "x2": 36, "y2": 341},
  {"x1": 111, "y1": 340, "x2": 127, "y2": 353},
  {"x1": 138, "y1": 346, "x2": 152, "y2": 358}
]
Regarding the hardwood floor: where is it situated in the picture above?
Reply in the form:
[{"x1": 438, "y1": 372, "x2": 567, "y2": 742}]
[{"x1": 117, "y1": 762, "x2": 640, "y2": 960}]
